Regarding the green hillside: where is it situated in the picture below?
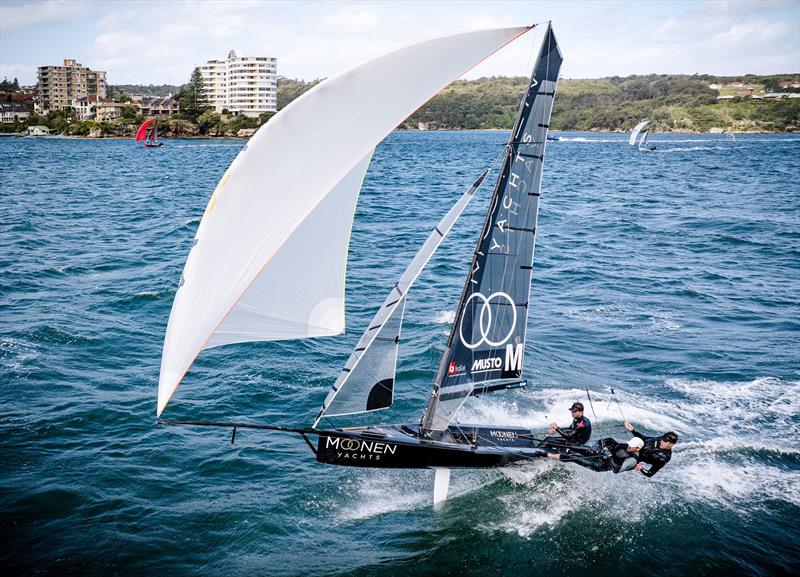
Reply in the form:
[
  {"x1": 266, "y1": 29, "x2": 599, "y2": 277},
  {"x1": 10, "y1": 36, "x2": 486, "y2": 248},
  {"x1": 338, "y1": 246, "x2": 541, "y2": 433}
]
[
  {"x1": 275, "y1": 74, "x2": 798, "y2": 133},
  {"x1": 398, "y1": 74, "x2": 799, "y2": 133}
]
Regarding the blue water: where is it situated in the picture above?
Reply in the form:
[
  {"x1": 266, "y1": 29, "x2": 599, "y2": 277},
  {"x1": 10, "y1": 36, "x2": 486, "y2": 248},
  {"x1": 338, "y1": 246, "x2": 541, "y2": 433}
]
[{"x1": 2, "y1": 132, "x2": 799, "y2": 576}]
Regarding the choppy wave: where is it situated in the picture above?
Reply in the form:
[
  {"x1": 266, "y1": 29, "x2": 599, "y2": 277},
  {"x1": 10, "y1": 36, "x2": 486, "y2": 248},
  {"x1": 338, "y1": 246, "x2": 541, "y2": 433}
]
[{"x1": 432, "y1": 309, "x2": 455, "y2": 324}]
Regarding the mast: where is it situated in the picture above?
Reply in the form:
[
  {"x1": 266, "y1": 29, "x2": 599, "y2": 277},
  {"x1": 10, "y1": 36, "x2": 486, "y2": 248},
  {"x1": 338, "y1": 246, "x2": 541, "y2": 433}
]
[{"x1": 422, "y1": 23, "x2": 563, "y2": 433}]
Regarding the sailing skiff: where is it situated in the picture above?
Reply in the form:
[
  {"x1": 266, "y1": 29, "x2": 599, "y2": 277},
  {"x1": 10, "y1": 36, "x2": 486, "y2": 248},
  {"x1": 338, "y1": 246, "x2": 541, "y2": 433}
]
[
  {"x1": 136, "y1": 118, "x2": 163, "y2": 147},
  {"x1": 158, "y1": 24, "x2": 563, "y2": 503}
]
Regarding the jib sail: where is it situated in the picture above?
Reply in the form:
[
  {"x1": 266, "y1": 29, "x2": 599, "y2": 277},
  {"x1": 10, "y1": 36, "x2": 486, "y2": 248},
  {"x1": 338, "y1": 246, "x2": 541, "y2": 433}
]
[
  {"x1": 422, "y1": 24, "x2": 563, "y2": 432},
  {"x1": 314, "y1": 170, "x2": 490, "y2": 426}
]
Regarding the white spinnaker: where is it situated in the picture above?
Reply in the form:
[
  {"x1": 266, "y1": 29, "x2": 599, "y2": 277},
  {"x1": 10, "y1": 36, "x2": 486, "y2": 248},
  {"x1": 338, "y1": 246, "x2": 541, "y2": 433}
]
[
  {"x1": 629, "y1": 120, "x2": 650, "y2": 145},
  {"x1": 157, "y1": 26, "x2": 533, "y2": 416}
]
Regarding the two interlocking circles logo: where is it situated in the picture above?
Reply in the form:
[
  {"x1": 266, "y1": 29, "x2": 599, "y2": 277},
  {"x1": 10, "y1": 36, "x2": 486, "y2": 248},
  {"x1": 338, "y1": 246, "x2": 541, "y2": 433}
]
[
  {"x1": 338, "y1": 438, "x2": 361, "y2": 451},
  {"x1": 459, "y1": 291, "x2": 517, "y2": 350}
]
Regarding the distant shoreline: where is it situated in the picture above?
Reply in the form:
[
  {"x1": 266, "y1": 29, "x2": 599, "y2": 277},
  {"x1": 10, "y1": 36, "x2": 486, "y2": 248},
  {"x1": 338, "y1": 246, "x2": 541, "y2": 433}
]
[{"x1": 3, "y1": 129, "x2": 797, "y2": 140}]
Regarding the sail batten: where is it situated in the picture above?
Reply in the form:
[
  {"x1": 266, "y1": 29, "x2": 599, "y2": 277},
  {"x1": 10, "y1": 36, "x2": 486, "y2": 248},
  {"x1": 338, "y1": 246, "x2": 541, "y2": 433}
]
[
  {"x1": 422, "y1": 23, "x2": 563, "y2": 432},
  {"x1": 157, "y1": 27, "x2": 533, "y2": 416}
]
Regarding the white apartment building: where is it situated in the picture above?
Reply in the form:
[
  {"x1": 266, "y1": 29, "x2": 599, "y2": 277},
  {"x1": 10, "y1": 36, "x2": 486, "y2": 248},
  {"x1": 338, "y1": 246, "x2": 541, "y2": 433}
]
[{"x1": 197, "y1": 49, "x2": 277, "y2": 117}]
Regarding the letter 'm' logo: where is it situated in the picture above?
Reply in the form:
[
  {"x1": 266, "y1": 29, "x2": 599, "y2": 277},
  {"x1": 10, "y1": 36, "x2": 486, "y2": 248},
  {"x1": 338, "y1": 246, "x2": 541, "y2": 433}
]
[{"x1": 505, "y1": 343, "x2": 523, "y2": 372}]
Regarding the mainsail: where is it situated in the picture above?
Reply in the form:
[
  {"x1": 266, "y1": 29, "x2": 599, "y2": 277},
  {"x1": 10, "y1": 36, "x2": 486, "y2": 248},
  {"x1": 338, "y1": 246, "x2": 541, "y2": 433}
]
[
  {"x1": 629, "y1": 120, "x2": 650, "y2": 145},
  {"x1": 157, "y1": 26, "x2": 534, "y2": 417},
  {"x1": 422, "y1": 23, "x2": 563, "y2": 432},
  {"x1": 314, "y1": 170, "x2": 490, "y2": 425}
]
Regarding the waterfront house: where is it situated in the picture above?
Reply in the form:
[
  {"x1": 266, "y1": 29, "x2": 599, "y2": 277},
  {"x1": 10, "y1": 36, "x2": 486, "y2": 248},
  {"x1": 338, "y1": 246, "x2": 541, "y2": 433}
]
[
  {"x1": 71, "y1": 95, "x2": 105, "y2": 121},
  {"x1": 136, "y1": 97, "x2": 180, "y2": 117},
  {"x1": 0, "y1": 102, "x2": 30, "y2": 123},
  {"x1": 27, "y1": 125, "x2": 50, "y2": 136},
  {"x1": 95, "y1": 101, "x2": 127, "y2": 122}
]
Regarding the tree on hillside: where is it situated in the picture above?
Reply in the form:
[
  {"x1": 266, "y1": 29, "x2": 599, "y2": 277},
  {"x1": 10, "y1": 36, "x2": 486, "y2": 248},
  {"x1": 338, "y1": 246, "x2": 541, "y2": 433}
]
[
  {"x1": 0, "y1": 77, "x2": 16, "y2": 92},
  {"x1": 177, "y1": 68, "x2": 208, "y2": 121}
]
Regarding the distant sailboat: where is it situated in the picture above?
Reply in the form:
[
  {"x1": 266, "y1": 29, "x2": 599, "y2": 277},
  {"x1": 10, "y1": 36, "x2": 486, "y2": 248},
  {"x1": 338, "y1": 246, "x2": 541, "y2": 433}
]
[
  {"x1": 629, "y1": 119, "x2": 650, "y2": 145},
  {"x1": 158, "y1": 24, "x2": 564, "y2": 504},
  {"x1": 136, "y1": 119, "x2": 163, "y2": 148},
  {"x1": 638, "y1": 129, "x2": 656, "y2": 152}
]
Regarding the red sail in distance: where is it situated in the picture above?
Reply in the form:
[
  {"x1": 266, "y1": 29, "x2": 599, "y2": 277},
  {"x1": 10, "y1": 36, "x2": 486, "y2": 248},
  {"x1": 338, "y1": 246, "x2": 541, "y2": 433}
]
[{"x1": 135, "y1": 119, "x2": 155, "y2": 142}]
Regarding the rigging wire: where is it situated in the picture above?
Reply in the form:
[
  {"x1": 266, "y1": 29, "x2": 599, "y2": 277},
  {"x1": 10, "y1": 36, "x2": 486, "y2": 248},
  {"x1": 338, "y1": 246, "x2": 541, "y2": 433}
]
[{"x1": 609, "y1": 386, "x2": 628, "y2": 424}]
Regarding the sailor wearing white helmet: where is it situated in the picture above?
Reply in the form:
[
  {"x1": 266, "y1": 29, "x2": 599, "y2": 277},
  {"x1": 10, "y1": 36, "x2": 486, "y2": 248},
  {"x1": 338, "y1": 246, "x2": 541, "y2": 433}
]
[{"x1": 546, "y1": 435, "x2": 644, "y2": 473}]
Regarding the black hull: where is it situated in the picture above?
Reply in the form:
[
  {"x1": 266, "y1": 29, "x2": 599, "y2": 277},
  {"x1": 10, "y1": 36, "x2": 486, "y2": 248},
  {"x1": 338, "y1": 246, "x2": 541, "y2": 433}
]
[{"x1": 315, "y1": 424, "x2": 548, "y2": 469}]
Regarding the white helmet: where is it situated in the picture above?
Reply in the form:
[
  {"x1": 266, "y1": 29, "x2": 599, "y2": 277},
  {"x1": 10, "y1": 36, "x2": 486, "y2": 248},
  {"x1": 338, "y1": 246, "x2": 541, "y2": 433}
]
[{"x1": 627, "y1": 437, "x2": 644, "y2": 449}]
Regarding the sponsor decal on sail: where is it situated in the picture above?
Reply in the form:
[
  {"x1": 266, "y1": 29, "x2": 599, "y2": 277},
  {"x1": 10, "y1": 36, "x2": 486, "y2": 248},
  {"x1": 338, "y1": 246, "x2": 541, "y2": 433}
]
[
  {"x1": 469, "y1": 344, "x2": 524, "y2": 374},
  {"x1": 448, "y1": 361, "x2": 466, "y2": 376},
  {"x1": 459, "y1": 291, "x2": 517, "y2": 350}
]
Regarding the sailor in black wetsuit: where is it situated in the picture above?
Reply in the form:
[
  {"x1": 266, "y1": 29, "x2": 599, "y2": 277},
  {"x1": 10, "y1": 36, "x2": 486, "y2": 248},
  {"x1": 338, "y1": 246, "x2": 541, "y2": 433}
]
[
  {"x1": 624, "y1": 422, "x2": 677, "y2": 477},
  {"x1": 539, "y1": 402, "x2": 592, "y2": 449},
  {"x1": 547, "y1": 436, "x2": 644, "y2": 473}
]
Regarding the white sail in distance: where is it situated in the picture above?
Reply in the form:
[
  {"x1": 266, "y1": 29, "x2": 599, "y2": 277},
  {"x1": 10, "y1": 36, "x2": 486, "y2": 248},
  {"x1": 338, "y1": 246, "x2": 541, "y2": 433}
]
[
  {"x1": 629, "y1": 120, "x2": 650, "y2": 145},
  {"x1": 157, "y1": 26, "x2": 534, "y2": 416}
]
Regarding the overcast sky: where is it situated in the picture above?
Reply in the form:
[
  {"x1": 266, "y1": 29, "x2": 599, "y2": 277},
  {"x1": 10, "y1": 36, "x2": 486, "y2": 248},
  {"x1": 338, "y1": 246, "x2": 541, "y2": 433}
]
[{"x1": 1, "y1": 0, "x2": 798, "y2": 86}]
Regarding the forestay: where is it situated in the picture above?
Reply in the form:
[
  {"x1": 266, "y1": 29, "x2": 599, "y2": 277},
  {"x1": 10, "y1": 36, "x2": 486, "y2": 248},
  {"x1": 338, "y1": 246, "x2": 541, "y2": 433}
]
[
  {"x1": 422, "y1": 24, "x2": 563, "y2": 432},
  {"x1": 314, "y1": 170, "x2": 490, "y2": 426},
  {"x1": 629, "y1": 120, "x2": 650, "y2": 145},
  {"x1": 157, "y1": 26, "x2": 533, "y2": 416}
]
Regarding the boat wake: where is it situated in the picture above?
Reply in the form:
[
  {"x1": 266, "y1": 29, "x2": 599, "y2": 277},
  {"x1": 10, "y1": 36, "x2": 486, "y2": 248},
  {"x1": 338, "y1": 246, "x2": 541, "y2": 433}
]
[
  {"x1": 659, "y1": 145, "x2": 719, "y2": 153},
  {"x1": 558, "y1": 137, "x2": 622, "y2": 143},
  {"x1": 460, "y1": 376, "x2": 800, "y2": 536},
  {"x1": 331, "y1": 376, "x2": 799, "y2": 531}
]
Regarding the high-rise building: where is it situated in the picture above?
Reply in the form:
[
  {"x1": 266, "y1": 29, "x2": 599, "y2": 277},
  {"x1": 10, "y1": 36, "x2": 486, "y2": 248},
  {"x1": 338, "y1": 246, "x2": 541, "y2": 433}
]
[
  {"x1": 36, "y1": 59, "x2": 107, "y2": 111},
  {"x1": 197, "y1": 50, "x2": 277, "y2": 117}
]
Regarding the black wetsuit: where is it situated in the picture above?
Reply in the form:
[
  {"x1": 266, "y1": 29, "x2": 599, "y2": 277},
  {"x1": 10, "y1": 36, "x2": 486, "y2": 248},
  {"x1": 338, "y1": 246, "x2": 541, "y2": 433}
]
[
  {"x1": 558, "y1": 438, "x2": 639, "y2": 474},
  {"x1": 631, "y1": 429, "x2": 672, "y2": 477},
  {"x1": 540, "y1": 415, "x2": 592, "y2": 448}
]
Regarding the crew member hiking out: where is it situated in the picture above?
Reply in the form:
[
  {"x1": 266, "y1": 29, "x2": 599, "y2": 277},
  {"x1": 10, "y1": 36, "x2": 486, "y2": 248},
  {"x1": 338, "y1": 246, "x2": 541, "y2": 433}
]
[
  {"x1": 547, "y1": 437, "x2": 644, "y2": 473},
  {"x1": 624, "y1": 422, "x2": 677, "y2": 477},
  {"x1": 539, "y1": 402, "x2": 592, "y2": 448}
]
